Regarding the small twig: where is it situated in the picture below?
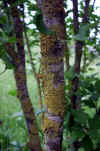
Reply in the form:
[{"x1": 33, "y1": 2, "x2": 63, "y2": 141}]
[{"x1": 92, "y1": 0, "x2": 96, "y2": 12}]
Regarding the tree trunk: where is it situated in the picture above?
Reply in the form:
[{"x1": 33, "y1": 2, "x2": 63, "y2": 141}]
[
  {"x1": 69, "y1": 0, "x2": 90, "y2": 150},
  {"x1": 7, "y1": 2, "x2": 42, "y2": 150},
  {"x1": 14, "y1": 59, "x2": 42, "y2": 151},
  {"x1": 37, "y1": 0, "x2": 67, "y2": 150}
]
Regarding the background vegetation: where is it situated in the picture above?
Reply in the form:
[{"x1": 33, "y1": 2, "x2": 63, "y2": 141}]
[{"x1": 0, "y1": 0, "x2": 100, "y2": 151}]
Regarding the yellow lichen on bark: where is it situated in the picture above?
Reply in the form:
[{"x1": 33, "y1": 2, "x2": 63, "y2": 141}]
[
  {"x1": 45, "y1": 95, "x2": 65, "y2": 115},
  {"x1": 43, "y1": 117, "x2": 61, "y2": 133},
  {"x1": 39, "y1": 0, "x2": 67, "y2": 150}
]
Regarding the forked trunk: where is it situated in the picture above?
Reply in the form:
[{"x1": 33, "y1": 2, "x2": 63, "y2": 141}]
[{"x1": 8, "y1": 2, "x2": 42, "y2": 150}]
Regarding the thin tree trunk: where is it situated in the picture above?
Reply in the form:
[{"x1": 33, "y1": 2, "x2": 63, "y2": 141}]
[
  {"x1": 23, "y1": 22, "x2": 44, "y2": 120},
  {"x1": 69, "y1": 0, "x2": 91, "y2": 150},
  {"x1": 70, "y1": 0, "x2": 90, "y2": 112},
  {"x1": 14, "y1": 59, "x2": 42, "y2": 151},
  {"x1": 37, "y1": 0, "x2": 67, "y2": 150},
  {"x1": 70, "y1": 41, "x2": 83, "y2": 110},
  {"x1": 7, "y1": 2, "x2": 42, "y2": 150}
]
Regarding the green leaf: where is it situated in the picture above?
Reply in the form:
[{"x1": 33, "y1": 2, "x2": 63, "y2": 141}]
[
  {"x1": 0, "y1": 31, "x2": 8, "y2": 43},
  {"x1": 82, "y1": 135, "x2": 93, "y2": 151},
  {"x1": 71, "y1": 126, "x2": 84, "y2": 140},
  {"x1": 7, "y1": 36, "x2": 16, "y2": 43},
  {"x1": 68, "y1": 126, "x2": 84, "y2": 145},
  {"x1": 0, "y1": 49, "x2": 15, "y2": 69},
  {"x1": 0, "y1": 48, "x2": 4, "y2": 57},
  {"x1": 72, "y1": 109, "x2": 90, "y2": 125},
  {"x1": 78, "y1": 148, "x2": 85, "y2": 151},
  {"x1": 8, "y1": 89, "x2": 17, "y2": 96},
  {"x1": 0, "y1": 30, "x2": 16, "y2": 43},
  {"x1": 88, "y1": 129, "x2": 100, "y2": 141},
  {"x1": 0, "y1": 15, "x2": 8, "y2": 25},
  {"x1": 64, "y1": 66, "x2": 74, "y2": 79},
  {"x1": 35, "y1": 12, "x2": 55, "y2": 35},
  {"x1": 0, "y1": 133, "x2": 10, "y2": 150},
  {"x1": 4, "y1": 24, "x2": 13, "y2": 34},
  {"x1": 74, "y1": 24, "x2": 89, "y2": 41},
  {"x1": 1, "y1": 53, "x2": 14, "y2": 69},
  {"x1": 65, "y1": 67, "x2": 79, "y2": 81},
  {"x1": 88, "y1": 116, "x2": 100, "y2": 129},
  {"x1": 27, "y1": 3, "x2": 39, "y2": 11}
]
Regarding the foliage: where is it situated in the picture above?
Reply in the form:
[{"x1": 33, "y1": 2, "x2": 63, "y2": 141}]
[
  {"x1": 0, "y1": 69, "x2": 43, "y2": 150},
  {"x1": 34, "y1": 11, "x2": 55, "y2": 35},
  {"x1": 74, "y1": 24, "x2": 89, "y2": 41},
  {"x1": 0, "y1": 112, "x2": 29, "y2": 151},
  {"x1": 64, "y1": 70, "x2": 100, "y2": 151},
  {"x1": 0, "y1": 0, "x2": 100, "y2": 150}
]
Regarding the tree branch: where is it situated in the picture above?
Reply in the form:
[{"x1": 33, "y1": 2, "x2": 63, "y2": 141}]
[
  {"x1": 72, "y1": 0, "x2": 79, "y2": 34},
  {"x1": 8, "y1": 1, "x2": 42, "y2": 150},
  {"x1": 82, "y1": 0, "x2": 90, "y2": 23},
  {"x1": 22, "y1": 4, "x2": 44, "y2": 121},
  {"x1": 92, "y1": 0, "x2": 96, "y2": 12},
  {"x1": 23, "y1": 23, "x2": 44, "y2": 114}
]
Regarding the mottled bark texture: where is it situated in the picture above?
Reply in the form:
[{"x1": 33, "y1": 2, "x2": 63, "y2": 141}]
[
  {"x1": 8, "y1": 2, "x2": 42, "y2": 151},
  {"x1": 37, "y1": 0, "x2": 67, "y2": 150}
]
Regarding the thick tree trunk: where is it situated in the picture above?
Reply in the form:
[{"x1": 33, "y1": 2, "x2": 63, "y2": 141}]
[{"x1": 37, "y1": 0, "x2": 67, "y2": 150}]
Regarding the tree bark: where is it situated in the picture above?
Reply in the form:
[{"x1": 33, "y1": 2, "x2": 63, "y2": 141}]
[
  {"x1": 37, "y1": 0, "x2": 67, "y2": 150},
  {"x1": 70, "y1": 0, "x2": 90, "y2": 109},
  {"x1": 14, "y1": 59, "x2": 42, "y2": 151},
  {"x1": 7, "y1": 2, "x2": 42, "y2": 150}
]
